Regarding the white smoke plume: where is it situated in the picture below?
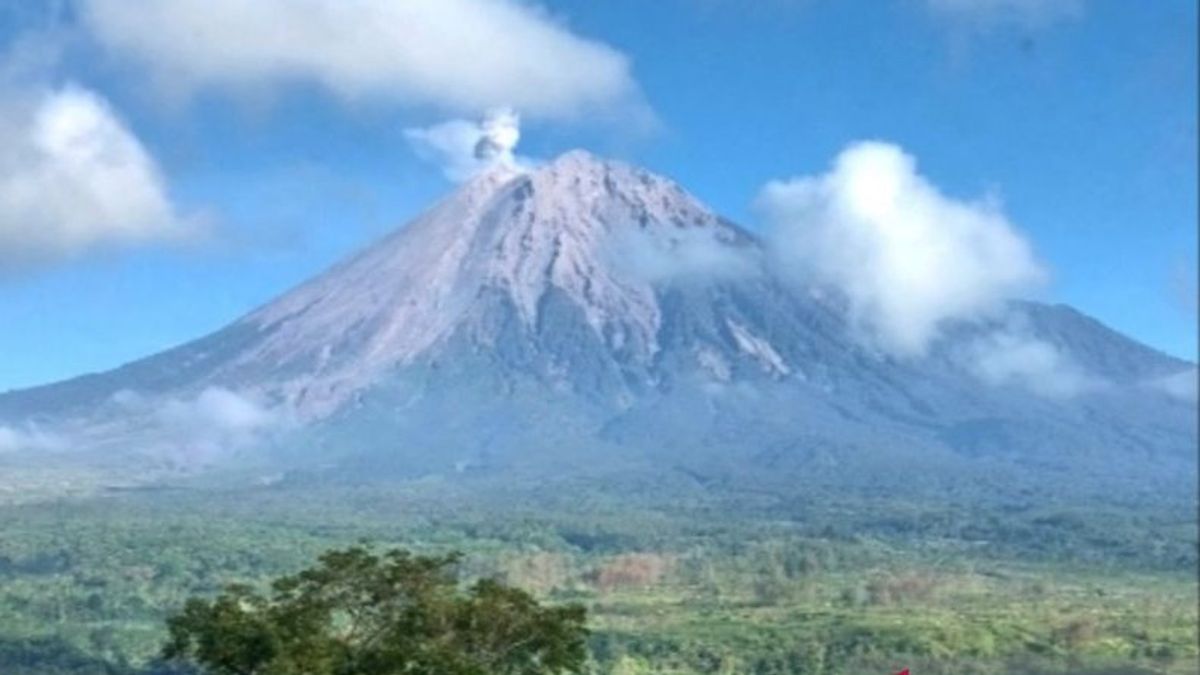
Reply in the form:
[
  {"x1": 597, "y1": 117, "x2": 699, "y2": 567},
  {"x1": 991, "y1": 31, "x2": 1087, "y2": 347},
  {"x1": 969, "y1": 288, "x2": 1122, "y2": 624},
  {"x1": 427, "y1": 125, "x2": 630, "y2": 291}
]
[
  {"x1": 406, "y1": 108, "x2": 527, "y2": 181},
  {"x1": 474, "y1": 108, "x2": 521, "y2": 161},
  {"x1": 757, "y1": 141, "x2": 1046, "y2": 357}
]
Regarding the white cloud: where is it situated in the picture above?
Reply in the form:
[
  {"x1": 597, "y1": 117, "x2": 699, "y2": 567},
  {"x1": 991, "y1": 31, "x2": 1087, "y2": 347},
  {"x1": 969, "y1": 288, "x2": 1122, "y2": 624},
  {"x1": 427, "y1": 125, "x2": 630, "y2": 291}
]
[
  {"x1": 612, "y1": 225, "x2": 758, "y2": 285},
  {"x1": 114, "y1": 386, "x2": 289, "y2": 456},
  {"x1": 757, "y1": 141, "x2": 1046, "y2": 356},
  {"x1": 1145, "y1": 368, "x2": 1198, "y2": 403},
  {"x1": 158, "y1": 387, "x2": 280, "y2": 437},
  {"x1": 0, "y1": 387, "x2": 286, "y2": 462},
  {"x1": 80, "y1": 0, "x2": 646, "y2": 120},
  {"x1": 0, "y1": 85, "x2": 189, "y2": 272},
  {"x1": 405, "y1": 108, "x2": 527, "y2": 181},
  {"x1": 926, "y1": 0, "x2": 1084, "y2": 29},
  {"x1": 0, "y1": 423, "x2": 65, "y2": 453},
  {"x1": 964, "y1": 330, "x2": 1099, "y2": 398}
]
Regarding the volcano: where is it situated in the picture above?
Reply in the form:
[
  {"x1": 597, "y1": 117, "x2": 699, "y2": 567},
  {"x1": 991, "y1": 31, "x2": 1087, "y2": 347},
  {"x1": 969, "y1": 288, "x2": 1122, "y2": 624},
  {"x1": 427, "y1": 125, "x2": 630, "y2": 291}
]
[{"x1": 0, "y1": 151, "x2": 1195, "y2": 501}]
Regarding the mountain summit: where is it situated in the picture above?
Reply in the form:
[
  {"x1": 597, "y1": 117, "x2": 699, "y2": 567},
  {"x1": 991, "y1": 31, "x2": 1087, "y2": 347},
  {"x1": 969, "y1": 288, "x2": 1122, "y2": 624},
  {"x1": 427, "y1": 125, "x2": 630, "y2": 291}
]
[
  {"x1": 0, "y1": 151, "x2": 1194, "y2": 501},
  {"x1": 230, "y1": 150, "x2": 751, "y2": 416}
]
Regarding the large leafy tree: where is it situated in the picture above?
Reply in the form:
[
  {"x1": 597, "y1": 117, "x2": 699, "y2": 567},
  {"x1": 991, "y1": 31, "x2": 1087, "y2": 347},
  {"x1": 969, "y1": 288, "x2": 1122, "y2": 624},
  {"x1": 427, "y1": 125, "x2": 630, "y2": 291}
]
[{"x1": 161, "y1": 546, "x2": 588, "y2": 675}]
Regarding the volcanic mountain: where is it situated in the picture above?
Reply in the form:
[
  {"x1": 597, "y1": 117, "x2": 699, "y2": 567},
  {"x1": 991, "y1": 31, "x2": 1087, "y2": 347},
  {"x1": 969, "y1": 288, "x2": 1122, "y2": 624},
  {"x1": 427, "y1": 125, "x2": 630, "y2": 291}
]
[{"x1": 1, "y1": 151, "x2": 1195, "y2": 501}]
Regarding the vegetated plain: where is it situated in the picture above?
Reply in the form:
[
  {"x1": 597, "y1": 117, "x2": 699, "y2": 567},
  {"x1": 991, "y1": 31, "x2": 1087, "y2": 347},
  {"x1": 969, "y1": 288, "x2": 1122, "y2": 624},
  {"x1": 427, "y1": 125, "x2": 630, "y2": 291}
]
[{"x1": 0, "y1": 471, "x2": 1194, "y2": 675}]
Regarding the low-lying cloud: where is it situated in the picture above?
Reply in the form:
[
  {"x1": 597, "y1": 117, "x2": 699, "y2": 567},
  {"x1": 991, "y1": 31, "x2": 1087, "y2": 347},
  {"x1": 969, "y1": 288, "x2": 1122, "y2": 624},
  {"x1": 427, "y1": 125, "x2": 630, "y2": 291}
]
[
  {"x1": 963, "y1": 329, "x2": 1100, "y2": 399},
  {"x1": 156, "y1": 387, "x2": 282, "y2": 439},
  {"x1": 80, "y1": 0, "x2": 647, "y2": 121},
  {"x1": 2, "y1": 387, "x2": 288, "y2": 460},
  {"x1": 114, "y1": 387, "x2": 289, "y2": 459},
  {"x1": 0, "y1": 84, "x2": 190, "y2": 274},
  {"x1": 757, "y1": 141, "x2": 1046, "y2": 357},
  {"x1": 405, "y1": 108, "x2": 527, "y2": 182},
  {"x1": 612, "y1": 225, "x2": 759, "y2": 285},
  {"x1": 0, "y1": 423, "x2": 64, "y2": 454},
  {"x1": 1145, "y1": 368, "x2": 1198, "y2": 403}
]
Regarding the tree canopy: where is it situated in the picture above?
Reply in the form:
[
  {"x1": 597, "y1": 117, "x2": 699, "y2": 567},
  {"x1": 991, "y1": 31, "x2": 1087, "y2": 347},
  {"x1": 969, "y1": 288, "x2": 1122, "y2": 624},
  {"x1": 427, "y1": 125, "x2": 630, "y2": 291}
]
[{"x1": 161, "y1": 546, "x2": 588, "y2": 675}]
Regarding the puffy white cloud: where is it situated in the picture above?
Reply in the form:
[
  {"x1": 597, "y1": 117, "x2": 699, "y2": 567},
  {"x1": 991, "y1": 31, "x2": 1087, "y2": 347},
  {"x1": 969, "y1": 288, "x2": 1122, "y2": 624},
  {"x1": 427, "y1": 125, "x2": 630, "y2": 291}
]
[
  {"x1": 80, "y1": 0, "x2": 645, "y2": 120},
  {"x1": 0, "y1": 85, "x2": 188, "y2": 272},
  {"x1": 926, "y1": 0, "x2": 1084, "y2": 28},
  {"x1": 756, "y1": 141, "x2": 1046, "y2": 356},
  {"x1": 963, "y1": 330, "x2": 1099, "y2": 398},
  {"x1": 405, "y1": 108, "x2": 527, "y2": 181}
]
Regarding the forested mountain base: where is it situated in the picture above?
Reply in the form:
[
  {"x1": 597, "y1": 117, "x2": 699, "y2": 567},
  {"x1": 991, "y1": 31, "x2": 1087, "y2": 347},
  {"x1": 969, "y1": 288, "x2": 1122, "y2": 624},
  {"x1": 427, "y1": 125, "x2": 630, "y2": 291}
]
[{"x1": 0, "y1": 479, "x2": 1195, "y2": 674}]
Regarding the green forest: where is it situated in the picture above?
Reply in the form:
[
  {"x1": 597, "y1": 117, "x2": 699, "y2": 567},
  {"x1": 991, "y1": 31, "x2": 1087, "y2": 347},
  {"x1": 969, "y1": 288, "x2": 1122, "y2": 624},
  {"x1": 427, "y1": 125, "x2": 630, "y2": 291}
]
[{"x1": 0, "y1": 476, "x2": 1195, "y2": 674}]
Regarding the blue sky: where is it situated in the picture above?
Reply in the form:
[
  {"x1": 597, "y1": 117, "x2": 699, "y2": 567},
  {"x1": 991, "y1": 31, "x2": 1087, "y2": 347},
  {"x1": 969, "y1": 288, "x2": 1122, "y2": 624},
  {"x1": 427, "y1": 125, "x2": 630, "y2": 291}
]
[{"x1": 0, "y1": 0, "x2": 1195, "y2": 391}]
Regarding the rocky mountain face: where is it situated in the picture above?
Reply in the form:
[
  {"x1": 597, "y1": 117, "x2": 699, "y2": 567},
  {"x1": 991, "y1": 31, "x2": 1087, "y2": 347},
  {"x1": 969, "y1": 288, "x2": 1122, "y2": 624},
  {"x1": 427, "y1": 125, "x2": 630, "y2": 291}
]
[{"x1": 0, "y1": 151, "x2": 1195, "y2": 501}]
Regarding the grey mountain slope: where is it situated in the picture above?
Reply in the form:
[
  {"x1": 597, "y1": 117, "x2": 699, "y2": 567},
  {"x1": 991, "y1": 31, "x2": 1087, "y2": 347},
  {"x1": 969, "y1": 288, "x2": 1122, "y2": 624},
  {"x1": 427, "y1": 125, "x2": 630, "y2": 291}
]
[
  {"x1": 1012, "y1": 301, "x2": 1190, "y2": 382},
  {"x1": 0, "y1": 151, "x2": 1194, "y2": 502}
]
